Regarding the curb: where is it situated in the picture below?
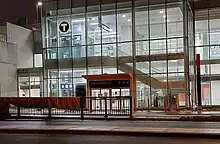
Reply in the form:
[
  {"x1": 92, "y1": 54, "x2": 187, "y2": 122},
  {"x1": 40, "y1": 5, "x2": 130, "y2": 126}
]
[
  {"x1": 0, "y1": 128, "x2": 219, "y2": 139},
  {"x1": 6, "y1": 116, "x2": 220, "y2": 122}
]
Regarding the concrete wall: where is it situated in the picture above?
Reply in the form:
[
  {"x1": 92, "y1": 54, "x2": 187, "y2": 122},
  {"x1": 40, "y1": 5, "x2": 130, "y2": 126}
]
[
  {"x1": 6, "y1": 22, "x2": 34, "y2": 68},
  {"x1": 0, "y1": 41, "x2": 17, "y2": 97},
  {"x1": 0, "y1": 25, "x2": 6, "y2": 35}
]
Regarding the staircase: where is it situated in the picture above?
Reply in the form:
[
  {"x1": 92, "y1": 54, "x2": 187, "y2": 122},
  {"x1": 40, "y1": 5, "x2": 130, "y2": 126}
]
[
  {"x1": 118, "y1": 63, "x2": 162, "y2": 89},
  {"x1": 103, "y1": 50, "x2": 185, "y2": 90}
]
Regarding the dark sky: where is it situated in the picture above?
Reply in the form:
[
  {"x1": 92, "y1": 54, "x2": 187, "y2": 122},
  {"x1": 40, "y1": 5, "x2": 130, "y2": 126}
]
[{"x1": 0, "y1": 0, "x2": 37, "y2": 24}]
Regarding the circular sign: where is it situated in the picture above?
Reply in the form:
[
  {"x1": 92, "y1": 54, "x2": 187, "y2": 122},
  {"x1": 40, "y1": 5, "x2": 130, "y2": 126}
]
[{"x1": 59, "y1": 21, "x2": 70, "y2": 33}]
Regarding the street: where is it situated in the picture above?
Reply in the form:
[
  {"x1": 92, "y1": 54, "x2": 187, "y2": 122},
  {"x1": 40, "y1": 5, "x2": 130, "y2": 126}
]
[
  {"x1": 1, "y1": 120, "x2": 220, "y2": 129},
  {"x1": 0, "y1": 134, "x2": 220, "y2": 144}
]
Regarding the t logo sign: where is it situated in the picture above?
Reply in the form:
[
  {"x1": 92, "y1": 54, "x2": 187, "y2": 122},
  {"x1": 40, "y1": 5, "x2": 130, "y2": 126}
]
[{"x1": 59, "y1": 21, "x2": 70, "y2": 33}]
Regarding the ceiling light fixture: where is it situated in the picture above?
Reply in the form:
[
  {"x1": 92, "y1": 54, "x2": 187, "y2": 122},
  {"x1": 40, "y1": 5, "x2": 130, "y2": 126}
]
[
  {"x1": 92, "y1": 18, "x2": 95, "y2": 20},
  {"x1": 160, "y1": 11, "x2": 163, "y2": 14},
  {"x1": 90, "y1": 23, "x2": 98, "y2": 25},
  {"x1": 127, "y1": 19, "x2": 131, "y2": 22},
  {"x1": 72, "y1": 19, "x2": 85, "y2": 23},
  {"x1": 122, "y1": 15, "x2": 126, "y2": 18}
]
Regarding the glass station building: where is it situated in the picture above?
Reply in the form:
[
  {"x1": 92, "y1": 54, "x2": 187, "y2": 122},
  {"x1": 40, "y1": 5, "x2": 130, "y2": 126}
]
[{"x1": 33, "y1": 0, "x2": 220, "y2": 109}]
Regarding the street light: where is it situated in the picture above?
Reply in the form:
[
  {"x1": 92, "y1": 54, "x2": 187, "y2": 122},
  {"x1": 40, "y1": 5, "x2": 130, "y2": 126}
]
[
  {"x1": 36, "y1": 1, "x2": 43, "y2": 24},
  {"x1": 37, "y1": 1, "x2": 43, "y2": 6}
]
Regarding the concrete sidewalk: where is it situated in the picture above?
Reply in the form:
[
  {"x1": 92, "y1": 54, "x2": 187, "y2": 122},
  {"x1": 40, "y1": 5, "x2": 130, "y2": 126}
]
[
  {"x1": 1, "y1": 125, "x2": 220, "y2": 138},
  {"x1": 1, "y1": 121, "x2": 220, "y2": 138},
  {"x1": 8, "y1": 110, "x2": 220, "y2": 121}
]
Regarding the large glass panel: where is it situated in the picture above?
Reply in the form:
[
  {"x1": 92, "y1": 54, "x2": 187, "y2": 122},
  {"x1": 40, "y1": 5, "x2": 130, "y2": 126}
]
[
  {"x1": 195, "y1": 10, "x2": 209, "y2": 46},
  {"x1": 136, "y1": 80, "x2": 150, "y2": 109},
  {"x1": 87, "y1": 6, "x2": 101, "y2": 45},
  {"x1": 209, "y1": 9, "x2": 220, "y2": 45},
  {"x1": 48, "y1": 79, "x2": 59, "y2": 97},
  {"x1": 136, "y1": 41, "x2": 149, "y2": 56},
  {"x1": 195, "y1": 46, "x2": 209, "y2": 60},
  {"x1": 210, "y1": 44, "x2": 220, "y2": 60},
  {"x1": 149, "y1": 3, "x2": 165, "y2": 39},
  {"x1": 168, "y1": 59, "x2": 184, "y2": 73},
  {"x1": 46, "y1": 47, "x2": 58, "y2": 59},
  {"x1": 118, "y1": 42, "x2": 132, "y2": 56},
  {"x1": 58, "y1": 47, "x2": 72, "y2": 59},
  {"x1": 72, "y1": 13, "x2": 86, "y2": 57},
  {"x1": 167, "y1": 38, "x2": 184, "y2": 54},
  {"x1": 136, "y1": 62, "x2": 149, "y2": 74},
  {"x1": 151, "y1": 61, "x2": 167, "y2": 75},
  {"x1": 117, "y1": 2, "x2": 132, "y2": 42},
  {"x1": 210, "y1": 63, "x2": 220, "y2": 105},
  {"x1": 167, "y1": 4, "x2": 183, "y2": 38},
  {"x1": 45, "y1": 16, "x2": 58, "y2": 48},
  {"x1": 135, "y1": 5, "x2": 148, "y2": 41},
  {"x1": 59, "y1": 69, "x2": 73, "y2": 97},
  {"x1": 150, "y1": 39, "x2": 166, "y2": 55},
  {"x1": 72, "y1": 13, "x2": 86, "y2": 44},
  {"x1": 87, "y1": 44, "x2": 102, "y2": 71},
  {"x1": 102, "y1": 4, "x2": 117, "y2": 44},
  {"x1": 88, "y1": 67, "x2": 102, "y2": 75},
  {"x1": 48, "y1": 69, "x2": 59, "y2": 79},
  {"x1": 57, "y1": 15, "x2": 72, "y2": 60},
  {"x1": 102, "y1": 43, "x2": 117, "y2": 74}
]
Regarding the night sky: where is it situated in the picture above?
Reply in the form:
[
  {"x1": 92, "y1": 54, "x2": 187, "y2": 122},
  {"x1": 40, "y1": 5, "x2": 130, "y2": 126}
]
[{"x1": 0, "y1": 0, "x2": 37, "y2": 24}]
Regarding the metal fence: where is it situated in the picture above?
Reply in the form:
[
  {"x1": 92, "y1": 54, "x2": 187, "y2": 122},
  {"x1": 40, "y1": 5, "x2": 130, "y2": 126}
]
[{"x1": 9, "y1": 96, "x2": 132, "y2": 119}]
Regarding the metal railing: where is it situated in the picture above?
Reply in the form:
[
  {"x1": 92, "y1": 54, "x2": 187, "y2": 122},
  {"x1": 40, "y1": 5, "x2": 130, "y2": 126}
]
[
  {"x1": 8, "y1": 96, "x2": 132, "y2": 119},
  {"x1": 118, "y1": 50, "x2": 162, "y2": 74}
]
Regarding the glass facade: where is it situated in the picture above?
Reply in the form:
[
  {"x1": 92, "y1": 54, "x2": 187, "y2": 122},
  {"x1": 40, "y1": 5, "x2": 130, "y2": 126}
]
[
  {"x1": 41, "y1": 0, "x2": 193, "y2": 109},
  {"x1": 194, "y1": 8, "x2": 220, "y2": 106}
]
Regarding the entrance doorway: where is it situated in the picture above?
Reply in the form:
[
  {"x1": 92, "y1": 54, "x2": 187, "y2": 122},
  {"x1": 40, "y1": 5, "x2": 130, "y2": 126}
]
[
  {"x1": 82, "y1": 74, "x2": 133, "y2": 116},
  {"x1": 90, "y1": 88, "x2": 130, "y2": 111}
]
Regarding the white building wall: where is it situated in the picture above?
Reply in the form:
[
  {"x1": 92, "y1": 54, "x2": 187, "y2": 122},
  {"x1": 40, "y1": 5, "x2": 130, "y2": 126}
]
[
  {"x1": 0, "y1": 41, "x2": 17, "y2": 97},
  {"x1": 6, "y1": 22, "x2": 34, "y2": 68},
  {"x1": 0, "y1": 26, "x2": 6, "y2": 35}
]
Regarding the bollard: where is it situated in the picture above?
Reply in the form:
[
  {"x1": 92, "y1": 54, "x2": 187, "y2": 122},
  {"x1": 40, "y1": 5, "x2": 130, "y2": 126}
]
[
  {"x1": 80, "y1": 96, "x2": 84, "y2": 120},
  {"x1": 17, "y1": 106, "x2": 20, "y2": 118},
  {"x1": 48, "y1": 108, "x2": 51, "y2": 119},
  {"x1": 148, "y1": 98, "x2": 150, "y2": 112},
  {"x1": 164, "y1": 97, "x2": 167, "y2": 112},
  {"x1": 104, "y1": 97, "x2": 108, "y2": 119},
  {"x1": 130, "y1": 96, "x2": 133, "y2": 119}
]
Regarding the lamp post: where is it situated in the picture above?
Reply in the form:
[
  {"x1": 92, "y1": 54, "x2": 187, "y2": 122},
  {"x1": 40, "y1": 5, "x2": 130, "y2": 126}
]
[{"x1": 36, "y1": 1, "x2": 43, "y2": 24}]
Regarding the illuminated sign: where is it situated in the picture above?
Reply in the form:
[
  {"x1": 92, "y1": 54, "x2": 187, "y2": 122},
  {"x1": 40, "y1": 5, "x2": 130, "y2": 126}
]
[
  {"x1": 89, "y1": 80, "x2": 130, "y2": 89},
  {"x1": 61, "y1": 84, "x2": 72, "y2": 89},
  {"x1": 59, "y1": 21, "x2": 70, "y2": 33}
]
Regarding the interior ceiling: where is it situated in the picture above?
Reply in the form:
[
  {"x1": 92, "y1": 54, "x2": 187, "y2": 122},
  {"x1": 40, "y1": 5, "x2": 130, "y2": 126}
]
[
  {"x1": 95, "y1": 7, "x2": 182, "y2": 25},
  {"x1": 193, "y1": 0, "x2": 220, "y2": 10}
]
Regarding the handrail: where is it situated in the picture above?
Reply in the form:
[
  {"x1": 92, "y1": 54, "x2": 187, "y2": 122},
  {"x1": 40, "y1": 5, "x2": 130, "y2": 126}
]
[{"x1": 117, "y1": 50, "x2": 162, "y2": 75}]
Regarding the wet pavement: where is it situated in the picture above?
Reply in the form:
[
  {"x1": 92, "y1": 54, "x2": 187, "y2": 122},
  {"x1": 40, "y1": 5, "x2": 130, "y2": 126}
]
[
  {"x1": 1, "y1": 134, "x2": 220, "y2": 144},
  {"x1": 1, "y1": 120, "x2": 220, "y2": 129}
]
